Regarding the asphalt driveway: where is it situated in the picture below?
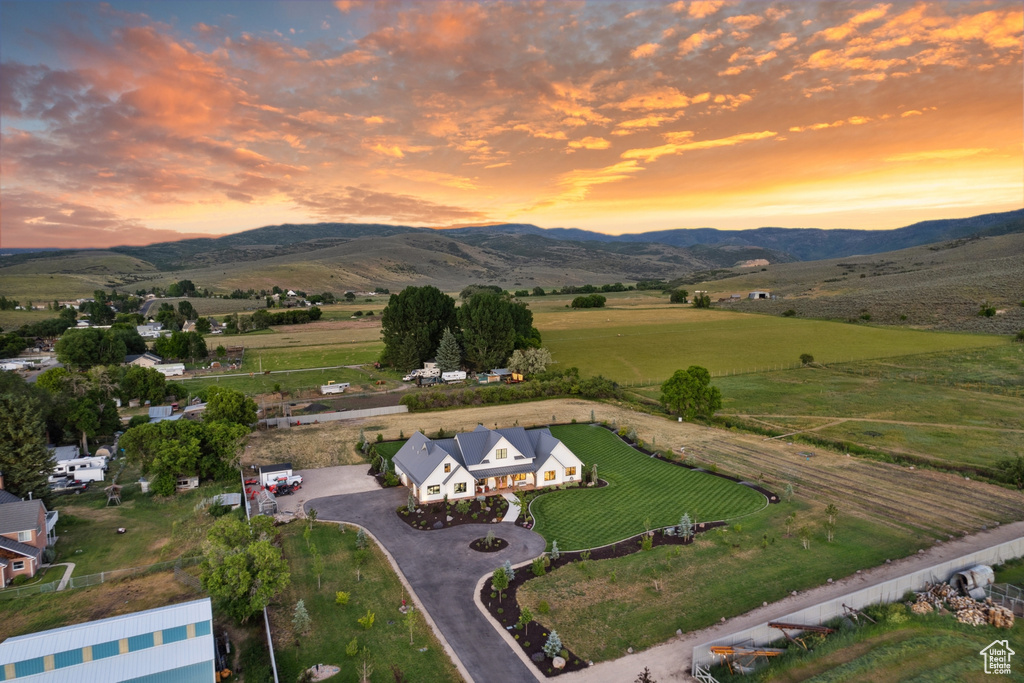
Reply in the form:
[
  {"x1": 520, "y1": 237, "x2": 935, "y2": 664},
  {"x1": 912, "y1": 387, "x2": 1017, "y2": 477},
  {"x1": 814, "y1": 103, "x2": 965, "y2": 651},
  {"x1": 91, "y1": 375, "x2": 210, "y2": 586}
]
[{"x1": 308, "y1": 488, "x2": 547, "y2": 683}]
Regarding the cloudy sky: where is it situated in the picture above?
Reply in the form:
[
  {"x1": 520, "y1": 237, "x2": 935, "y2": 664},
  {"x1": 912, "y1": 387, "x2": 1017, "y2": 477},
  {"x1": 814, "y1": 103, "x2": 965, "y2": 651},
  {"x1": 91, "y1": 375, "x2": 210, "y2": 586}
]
[{"x1": 1, "y1": 1, "x2": 1021, "y2": 248}]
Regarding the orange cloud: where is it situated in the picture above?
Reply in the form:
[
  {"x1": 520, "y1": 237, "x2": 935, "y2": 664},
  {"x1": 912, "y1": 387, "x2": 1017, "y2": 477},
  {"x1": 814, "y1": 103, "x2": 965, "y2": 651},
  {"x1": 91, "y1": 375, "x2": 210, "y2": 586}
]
[
  {"x1": 679, "y1": 28, "x2": 723, "y2": 55},
  {"x1": 568, "y1": 136, "x2": 612, "y2": 151},
  {"x1": 553, "y1": 160, "x2": 643, "y2": 202},
  {"x1": 687, "y1": 1, "x2": 725, "y2": 19},
  {"x1": 614, "y1": 87, "x2": 691, "y2": 110},
  {"x1": 631, "y1": 43, "x2": 660, "y2": 59},
  {"x1": 885, "y1": 148, "x2": 993, "y2": 163},
  {"x1": 621, "y1": 129, "x2": 777, "y2": 163}
]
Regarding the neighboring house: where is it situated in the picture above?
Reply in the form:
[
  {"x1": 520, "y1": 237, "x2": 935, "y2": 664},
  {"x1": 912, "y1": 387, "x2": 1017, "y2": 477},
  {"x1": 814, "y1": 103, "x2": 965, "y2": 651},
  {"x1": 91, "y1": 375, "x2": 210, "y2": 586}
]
[
  {"x1": 0, "y1": 598, "x2": 217, "y2": 681},
  {"x1": 0, "y1": 473, "x2": 58, "y2": 586},
  {"x1": 258, "y1": 463, "x2": 292, "y2": 488},
  {"x1": 153, "y1": 363, "x2": 186, "y2": 377},
  {"x1": 393, "y1": 425, "x2": 586, "y2": 504},
  {"x1": 182, "y1": 321, "x2": 197, "y2": 333},
  {"x1": 175, "y1": 475, "x2": 199, "y2": 491},
  {"x1": 136, "y1": 323, "x2": 164, "y2": 339},
  {"x1": 125, "y1": 351, "x2": 164, "y2": 368}
]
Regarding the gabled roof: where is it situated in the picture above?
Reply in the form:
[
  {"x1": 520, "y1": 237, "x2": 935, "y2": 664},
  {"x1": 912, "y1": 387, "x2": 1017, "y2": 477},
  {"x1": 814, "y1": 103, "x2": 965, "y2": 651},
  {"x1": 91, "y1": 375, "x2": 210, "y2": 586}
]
[
  {"x1": 126, "y1": 351, "x2": 163, "y2": 364},
  {"x1": 393, "y1": 433, "x2": 451, "y2": 487},
  {"x1": 0, "y1": 534, "x2": 41, "y2": 561},
  {"x1": 0, "y1": 499, "x2": 45, "y2": 535},
  {"x1": 0, "y1": 489, "x2": 22, "y2": 505}
]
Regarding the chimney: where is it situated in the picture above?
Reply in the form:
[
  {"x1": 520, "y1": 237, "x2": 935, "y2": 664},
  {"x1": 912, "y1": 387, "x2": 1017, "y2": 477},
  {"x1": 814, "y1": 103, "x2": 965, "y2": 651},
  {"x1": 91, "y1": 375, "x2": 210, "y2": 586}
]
[{"x1": 0, "y1": 471, "x2": 4, "y2": 490}]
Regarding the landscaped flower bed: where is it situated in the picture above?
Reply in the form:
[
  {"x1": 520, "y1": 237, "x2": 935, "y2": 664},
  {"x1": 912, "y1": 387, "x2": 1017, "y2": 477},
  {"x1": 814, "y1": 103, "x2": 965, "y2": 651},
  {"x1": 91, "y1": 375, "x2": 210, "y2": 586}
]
[{"x1": 395, "y1": 495, "x2": 510, "y2": 530}]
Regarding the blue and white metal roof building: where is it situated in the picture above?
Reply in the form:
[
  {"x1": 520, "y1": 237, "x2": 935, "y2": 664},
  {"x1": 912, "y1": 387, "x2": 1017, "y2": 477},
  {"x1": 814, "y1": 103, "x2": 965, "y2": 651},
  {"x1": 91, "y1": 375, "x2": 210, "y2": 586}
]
[{"x1": 0, "y1": 598, "x2": 216, "y2": 682}]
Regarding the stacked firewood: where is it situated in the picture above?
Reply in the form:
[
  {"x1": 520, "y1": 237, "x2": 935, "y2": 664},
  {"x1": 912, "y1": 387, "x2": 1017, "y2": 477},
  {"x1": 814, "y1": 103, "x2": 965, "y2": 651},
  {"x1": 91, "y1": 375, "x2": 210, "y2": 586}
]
[
  {"x1": 985, "y1": 600, "x2": 1015, "y2": 629},
  {"x1": 911, "y1": 583, "x2": 1014, "y2": 628}
]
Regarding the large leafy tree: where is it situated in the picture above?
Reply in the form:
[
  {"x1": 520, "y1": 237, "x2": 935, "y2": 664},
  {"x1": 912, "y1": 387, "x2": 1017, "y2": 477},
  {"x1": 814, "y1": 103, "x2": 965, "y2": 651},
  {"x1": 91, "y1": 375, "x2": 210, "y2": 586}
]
[
  {"x1": 434, "y1": 327, "x2": 462, "y2": 372},
  {"x1": 55, "y1": 328, "x2": 128, "y2": 368},
  {"x1": 201, "y1": 516, "x2": 289, "y2": 623},
  {"x1": 119, "y1": 366, "x2": 167, "y2": 404},
  {"x1": 107, "y1": 324, "x2": 147, "y2": 355},
  {"x1": 0, "y1": 393, "x2": 53, "y2": 502},
  {"x1": 507, "y1": 347, "x2": 552, "y2": 375},
  {"x1": 154, "y1": 330, "x2": 207, "y2": 362},
  {"x1": 379, "y1": 286, "x2": 457, "y2": 368},
  {"x1": 121, "y1": 419, "x2": 248, "y2": 495},
  {"x1": 457, "y1": 291, "x2": 517, "y2": 371},
  {"x1": 660, "y1": 366, "x2": 722, "y2": 420},
  {"x1": 204, "y1": 386, "x2": 258, "y2": 426}
]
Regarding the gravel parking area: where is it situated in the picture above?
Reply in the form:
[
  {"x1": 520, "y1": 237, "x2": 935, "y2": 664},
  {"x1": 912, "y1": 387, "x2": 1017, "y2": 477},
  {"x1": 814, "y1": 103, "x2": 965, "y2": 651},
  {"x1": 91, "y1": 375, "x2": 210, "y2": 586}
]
[{"x1": 272, "y1": 464, "x2": 378, "y2": 517}]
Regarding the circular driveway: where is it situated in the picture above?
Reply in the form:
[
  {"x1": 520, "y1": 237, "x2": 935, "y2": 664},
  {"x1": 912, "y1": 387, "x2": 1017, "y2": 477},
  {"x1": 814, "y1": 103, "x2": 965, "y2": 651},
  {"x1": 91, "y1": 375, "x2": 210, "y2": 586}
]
[{"x1": 308, "y1": 487, "x2": 547, "y2": 683}]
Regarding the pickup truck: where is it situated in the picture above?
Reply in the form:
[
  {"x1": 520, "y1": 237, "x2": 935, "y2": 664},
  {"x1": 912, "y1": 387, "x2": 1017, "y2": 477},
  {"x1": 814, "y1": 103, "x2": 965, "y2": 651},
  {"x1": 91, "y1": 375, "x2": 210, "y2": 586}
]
[
  {"x1": 49, "y1": 478, "x2": 89, "y2": 495},
  {"x1": 269, "y1": 474, "x2": 303, "y2": 491}
]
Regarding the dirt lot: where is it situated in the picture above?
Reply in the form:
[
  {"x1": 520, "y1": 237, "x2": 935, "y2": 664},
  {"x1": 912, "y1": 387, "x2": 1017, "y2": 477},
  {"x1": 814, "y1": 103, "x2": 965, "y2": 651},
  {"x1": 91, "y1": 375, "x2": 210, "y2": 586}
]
[{"x1": 241, "y1": 399, "x2": 1024, "y2": 537}]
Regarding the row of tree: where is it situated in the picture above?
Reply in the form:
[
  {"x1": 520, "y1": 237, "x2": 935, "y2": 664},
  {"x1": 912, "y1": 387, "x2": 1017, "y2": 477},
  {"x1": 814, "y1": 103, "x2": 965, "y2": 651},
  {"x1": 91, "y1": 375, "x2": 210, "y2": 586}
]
[{"x1": 380, "y1": 286, "x2": 540, "y2": 372}]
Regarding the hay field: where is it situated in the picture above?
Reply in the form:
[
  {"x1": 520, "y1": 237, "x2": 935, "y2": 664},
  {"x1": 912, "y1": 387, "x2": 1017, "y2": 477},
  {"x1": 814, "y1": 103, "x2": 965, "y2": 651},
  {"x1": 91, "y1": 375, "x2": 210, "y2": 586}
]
[{"x1": 536, "y1": 305, "x2": 1006, "y2": 384}]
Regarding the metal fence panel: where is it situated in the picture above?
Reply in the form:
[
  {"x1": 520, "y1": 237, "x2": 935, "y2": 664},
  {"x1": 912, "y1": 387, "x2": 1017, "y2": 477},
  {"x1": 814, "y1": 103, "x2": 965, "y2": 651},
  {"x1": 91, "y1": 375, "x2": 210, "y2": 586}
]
[{"x1": 692, "y1": 536, "x2": 1024, "y2": 674}]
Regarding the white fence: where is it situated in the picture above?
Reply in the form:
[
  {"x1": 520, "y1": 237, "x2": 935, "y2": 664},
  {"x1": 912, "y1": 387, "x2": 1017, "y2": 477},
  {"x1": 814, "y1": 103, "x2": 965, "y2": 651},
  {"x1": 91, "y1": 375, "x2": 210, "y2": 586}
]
[
  {"x1": 261, "y1": 404, "x2": 407, "y2": 428},
  {"x1": 692, "y1": 536, "x2": 1024, "y2": 675}
]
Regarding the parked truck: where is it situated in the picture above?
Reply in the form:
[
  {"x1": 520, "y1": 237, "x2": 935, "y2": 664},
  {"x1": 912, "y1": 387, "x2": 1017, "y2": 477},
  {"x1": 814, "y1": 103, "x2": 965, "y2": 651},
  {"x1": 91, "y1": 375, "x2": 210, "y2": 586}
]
[
  {"x1": 442, "y1": 371, "x2": 467, "y2": 384},
  {"x1": 320, "y1": 381, "x2": 350, "y2": 395},
  {"x1": 416, "y1": 375, "x2": 440, "y2": 387}
]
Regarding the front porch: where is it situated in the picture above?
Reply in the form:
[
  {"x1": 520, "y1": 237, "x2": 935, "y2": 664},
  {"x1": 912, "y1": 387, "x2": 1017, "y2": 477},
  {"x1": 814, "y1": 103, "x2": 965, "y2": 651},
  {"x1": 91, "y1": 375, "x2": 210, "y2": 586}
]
[{"x1": 475, "y1": 473, "x2": 537, "y2": 496}]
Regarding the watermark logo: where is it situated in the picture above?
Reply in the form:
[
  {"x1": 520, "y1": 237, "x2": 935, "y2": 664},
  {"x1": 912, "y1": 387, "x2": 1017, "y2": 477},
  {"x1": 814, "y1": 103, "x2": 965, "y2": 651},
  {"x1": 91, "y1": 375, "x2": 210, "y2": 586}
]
[{"x1": 980, "y1": 639, "x2": 1014, "y2": 675}]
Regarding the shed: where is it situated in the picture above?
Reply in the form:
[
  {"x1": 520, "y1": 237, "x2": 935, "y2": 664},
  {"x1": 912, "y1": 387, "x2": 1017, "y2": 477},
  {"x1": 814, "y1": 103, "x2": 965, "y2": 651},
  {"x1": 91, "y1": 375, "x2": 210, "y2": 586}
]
[
  {"x1": 259, "y1": 463, "x2": 293, "y2": 487},
  {"x1": 0, "y1": 598, "x2": 216, "y2": 682},
  {"x1": 211, "y1": 493, "x2": 242, "y2": 510},
  {"x1": 175, "y1": 475, "x2": 200, "y2": 491},
  {"x1": 748, "y1": 291, "x2": 770, "y2": 299}
]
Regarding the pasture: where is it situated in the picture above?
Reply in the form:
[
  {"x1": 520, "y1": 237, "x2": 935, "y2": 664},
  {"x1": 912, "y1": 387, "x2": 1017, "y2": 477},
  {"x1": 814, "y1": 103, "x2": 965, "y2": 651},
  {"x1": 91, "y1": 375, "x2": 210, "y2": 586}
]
[
  {"x1": 535, "y1": 305, "x2": 1007, "y2": 385},
  {"x1": 532, "y1": 425, "x2": 767, "y2": 550}
]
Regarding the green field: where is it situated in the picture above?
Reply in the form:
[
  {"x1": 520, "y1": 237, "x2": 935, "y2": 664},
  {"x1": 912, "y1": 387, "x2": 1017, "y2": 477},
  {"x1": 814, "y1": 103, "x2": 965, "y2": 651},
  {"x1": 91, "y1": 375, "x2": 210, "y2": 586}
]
[
  {"x1": 529, "y1": 425, "x2": 766, "y2": 550},
  {"x1": 238, "y1": 343, "x2": 381, "y2": 371},
  {"x1": 173, "y1": 366, "x2": 377, "y2": 397},
  {"x1": 272, "y1": 521, "x2": 461, "y2": 683},
  {"x1": 518, "y1": 499, "x2": 922, "y2": 662},
  {"x1": 537, "y1": 306, "x2": 1007, "y2": 385}
]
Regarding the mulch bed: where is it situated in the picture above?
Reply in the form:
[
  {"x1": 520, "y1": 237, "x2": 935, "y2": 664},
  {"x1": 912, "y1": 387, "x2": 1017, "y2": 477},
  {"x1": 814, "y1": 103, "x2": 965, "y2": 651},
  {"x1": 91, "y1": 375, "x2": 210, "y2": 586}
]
[
  {"x1": 395, "y1": 496, "x2": 511, "y2": 531},
  {"x1": 481, "y1": 522, "x2": 725, "y2": 677},
  {"x1": 470, "y1": 537, "x2": 509, "y2": 552}
]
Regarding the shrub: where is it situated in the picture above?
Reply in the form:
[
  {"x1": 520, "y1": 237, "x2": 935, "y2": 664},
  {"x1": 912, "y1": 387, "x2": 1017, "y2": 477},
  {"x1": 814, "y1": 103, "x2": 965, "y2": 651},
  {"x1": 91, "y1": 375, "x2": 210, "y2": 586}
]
[
  {"x1": 346, "y1": 638, "x2": 359, "y2": 657},
  {"x1": 538, "y1": 600, "x2": 550, "y2": 614},
  {"x1": 800, "y1": 353, "x2": 814, "y2": 365},
  {"x1": 782, "y1": 309, "x2": 796, "y2": 317},
  {"x1": 532, "y1": 557, "x2": 546, "y2": 577},
  {"x1": 335, "y1": 591, "x2": 350, "y2": 606},
  {"x1": 357, "y1": 610, "x2": 375, "y2": 630},
  {"x1": 543, "y1": 630, "x2": 563, "y2": 658},
  {"x1": 640, "y1": 534, "x2": 653, "y2": 551}
]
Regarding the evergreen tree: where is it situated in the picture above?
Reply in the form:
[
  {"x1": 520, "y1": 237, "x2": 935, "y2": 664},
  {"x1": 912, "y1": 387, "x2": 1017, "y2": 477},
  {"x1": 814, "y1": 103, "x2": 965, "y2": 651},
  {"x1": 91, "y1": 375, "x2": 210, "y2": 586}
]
[
  {"x1": 0, "y1": 394, "x2": 53, "y2": 502},
  {"x1": 457, "y1": 291, "x2": 516, "y2": 371},
  {"x1": 292, "y1": 599, "x2": 312, "y2": 635},
  {"x1": 435, "y1": 327, "x2": 462, "y2": 371},
  {"x1": 379, "y1": 286, "x2": 457, "y2": 367},
  {"x1": 543, "y1": 630, "x2": 563, "y2": 658}
]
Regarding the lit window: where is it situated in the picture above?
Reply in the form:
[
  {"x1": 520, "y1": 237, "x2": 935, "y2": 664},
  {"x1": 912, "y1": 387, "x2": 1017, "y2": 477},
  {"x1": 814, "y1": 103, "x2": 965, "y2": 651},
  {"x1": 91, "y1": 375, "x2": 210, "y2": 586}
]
[
  {"x1": 565, "y1": 467, "x2": 576, "y2": 477},
  {"x1": 544, "y1": 471, "x2": 556, "y2": 481},
  {"x1": 444, "y1": 463, "x2": 451, "y2": 473},
  {"x1": 12, "y1": 561, "x2": 24, "y2": 571},
  {"x1": 512, "y1": 473, "x2": 527, "y2": 481},
  {"x1": 495, "y1": 448, "x2": 508, "y2": 459},
  {"x1": 454, "y1": 483, "x2": 467, "y2": 493},
  {"x1": 427, "y1": 485, "x2": 440, "y2": 495},
  {"x1": 17, "y1": 531, "x2": 31, "y2": 543}
]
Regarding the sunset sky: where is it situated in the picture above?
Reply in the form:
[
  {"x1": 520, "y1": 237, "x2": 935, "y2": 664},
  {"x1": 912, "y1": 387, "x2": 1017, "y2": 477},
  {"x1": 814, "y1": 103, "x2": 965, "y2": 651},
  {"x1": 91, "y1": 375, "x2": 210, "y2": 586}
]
[{"x1": 2, "y1": 0, "x2": 1021, "y2": 248}]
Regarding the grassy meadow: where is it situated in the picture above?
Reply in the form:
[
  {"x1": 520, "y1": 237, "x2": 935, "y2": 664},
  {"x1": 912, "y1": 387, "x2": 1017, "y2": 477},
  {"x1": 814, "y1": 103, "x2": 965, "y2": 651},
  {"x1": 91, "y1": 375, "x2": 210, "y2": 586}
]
[
  {"x1": 518, "y1": 498, "x2": 922, "y2": 663},
  {"x1": 270, "y1": 521, "x2": 461, "y2": 683}
]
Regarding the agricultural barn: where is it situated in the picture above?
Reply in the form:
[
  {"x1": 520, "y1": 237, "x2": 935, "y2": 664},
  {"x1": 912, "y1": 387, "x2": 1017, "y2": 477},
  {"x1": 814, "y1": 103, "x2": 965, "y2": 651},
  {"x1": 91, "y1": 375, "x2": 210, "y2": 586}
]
[
  {"x1": 748, "y1": 291, "x2": 771, "y2": 299},
  {"x1": 393, "y1": 425, "x2": 585, "y2": 504},
  {"x1": 0, "y1": 598, "x2": 217, "y2": 682}
]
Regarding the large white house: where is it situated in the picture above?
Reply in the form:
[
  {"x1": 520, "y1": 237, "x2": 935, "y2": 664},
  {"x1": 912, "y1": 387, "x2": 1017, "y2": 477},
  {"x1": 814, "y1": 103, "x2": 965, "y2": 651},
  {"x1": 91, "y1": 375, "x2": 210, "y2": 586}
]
[{"x1": 393, "y1": 425, "x2": 585, "y2": 504}]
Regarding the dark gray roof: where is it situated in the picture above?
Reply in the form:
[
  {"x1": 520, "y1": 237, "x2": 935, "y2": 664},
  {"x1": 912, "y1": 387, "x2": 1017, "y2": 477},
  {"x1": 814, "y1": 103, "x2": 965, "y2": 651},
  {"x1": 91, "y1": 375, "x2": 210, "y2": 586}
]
[
  {"x1": 0, "y1": 490, "x2": 22, "y2": 505},
  {"x1": 48, "y1": 445, "x2": 80, "y2": 462},
  {"x1": 126, "y1": 352, "x2": 163, "y2": 364},
  {"x1": 393, "y1": 433, "x2": 449, "y2": 487},
  {"x1": 0, "y1": 533, "x2": 41, "y2": 561},
  {"x1": 0, "y1": 500, "x2": 44, "y2": 536},
  {"x1": 259, "y1": 463, "x2": 292, "y2": 474}
]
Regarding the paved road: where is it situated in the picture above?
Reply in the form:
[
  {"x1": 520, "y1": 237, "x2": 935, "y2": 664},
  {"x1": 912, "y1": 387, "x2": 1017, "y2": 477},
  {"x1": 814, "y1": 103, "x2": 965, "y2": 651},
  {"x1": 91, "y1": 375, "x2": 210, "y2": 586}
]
[{"x1": 308, "y1": 488, "x2": 547, "y2": 683}]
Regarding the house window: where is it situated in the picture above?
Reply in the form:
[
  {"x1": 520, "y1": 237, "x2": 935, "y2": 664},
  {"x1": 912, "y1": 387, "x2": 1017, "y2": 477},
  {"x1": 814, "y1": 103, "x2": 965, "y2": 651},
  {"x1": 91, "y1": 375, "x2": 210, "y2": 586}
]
[
  {"x1": 12, "y1": 561, "x2": 24, "y2": 571},
  {"x1": 495, "y1": 448, "x2": 508, "y2": 459},
  {"x1": 454, "y1": 483, "x2": 467, "y2": 493},
  {"x1": 17, "y1": 530, "x2": 31, "y2": 543},
  {"x1": 512, "y1": 473, "x2": 527, "y2": 481},
  {"x1": 544, "y1": 470, "x2": 556, "y2": 481},
  {"x1": 565, "y1": 467, "x2": 577, "y2": 477},
  {"x1": 444, "y1": 463, "x2": 451, "y2": 473},
  {"x1": 427, "y1": 485, "x2": 440, "y2": 495}
]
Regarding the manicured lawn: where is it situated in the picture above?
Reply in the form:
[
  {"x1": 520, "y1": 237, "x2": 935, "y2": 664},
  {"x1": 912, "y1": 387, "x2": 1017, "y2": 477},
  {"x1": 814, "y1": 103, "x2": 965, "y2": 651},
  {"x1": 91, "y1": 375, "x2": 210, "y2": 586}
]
[
  {"x1": 518, "y1": 500, "x2": 924, "y2": 663},
  {"x1": 270, "y1": 521, "x2": 461, "y2": 683},
  {"x1": 530, "y1": 425, "x2": 766, "y2": 550}
]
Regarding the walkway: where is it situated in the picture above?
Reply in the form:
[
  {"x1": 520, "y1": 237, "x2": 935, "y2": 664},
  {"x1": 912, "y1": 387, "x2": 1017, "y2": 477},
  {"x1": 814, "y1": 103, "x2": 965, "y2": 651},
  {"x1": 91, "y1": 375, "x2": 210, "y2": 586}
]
[
  {"x1": 308, "y1": 488, "x2": 547, "y2": 683},
  {"x1": 501, "y1": 493, "x2": 521, "y2": 523}
]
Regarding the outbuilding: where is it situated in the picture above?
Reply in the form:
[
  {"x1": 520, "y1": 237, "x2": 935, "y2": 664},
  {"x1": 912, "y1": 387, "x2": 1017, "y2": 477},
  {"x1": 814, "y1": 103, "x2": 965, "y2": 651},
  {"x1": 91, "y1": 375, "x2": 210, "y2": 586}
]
[{"x1": 258, "y1": 463, "x2": 293, "y2": 487}]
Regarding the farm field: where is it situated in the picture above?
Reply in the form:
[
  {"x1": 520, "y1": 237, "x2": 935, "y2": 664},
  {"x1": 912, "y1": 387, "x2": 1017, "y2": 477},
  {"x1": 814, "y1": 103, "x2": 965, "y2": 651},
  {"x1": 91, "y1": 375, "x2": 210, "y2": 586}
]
[
  {"x1": 535, "y1": 305, "x2": 1007, "y2": 385},
  {"x1": 269, "y1": 521, "x2": 461, "y2": 683},
  {"x1": 517, "y1": 499, "x2": 921, "y2": 663},
  {"x1": 172, "y1": 366, "x2": 381, "y2": 397},
  {"x1": 236, "y1": 342, "x2": 381, "y2": 371},
  {"x1": 532, "y1": 425, "x2": 766, "y2": 550}
]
